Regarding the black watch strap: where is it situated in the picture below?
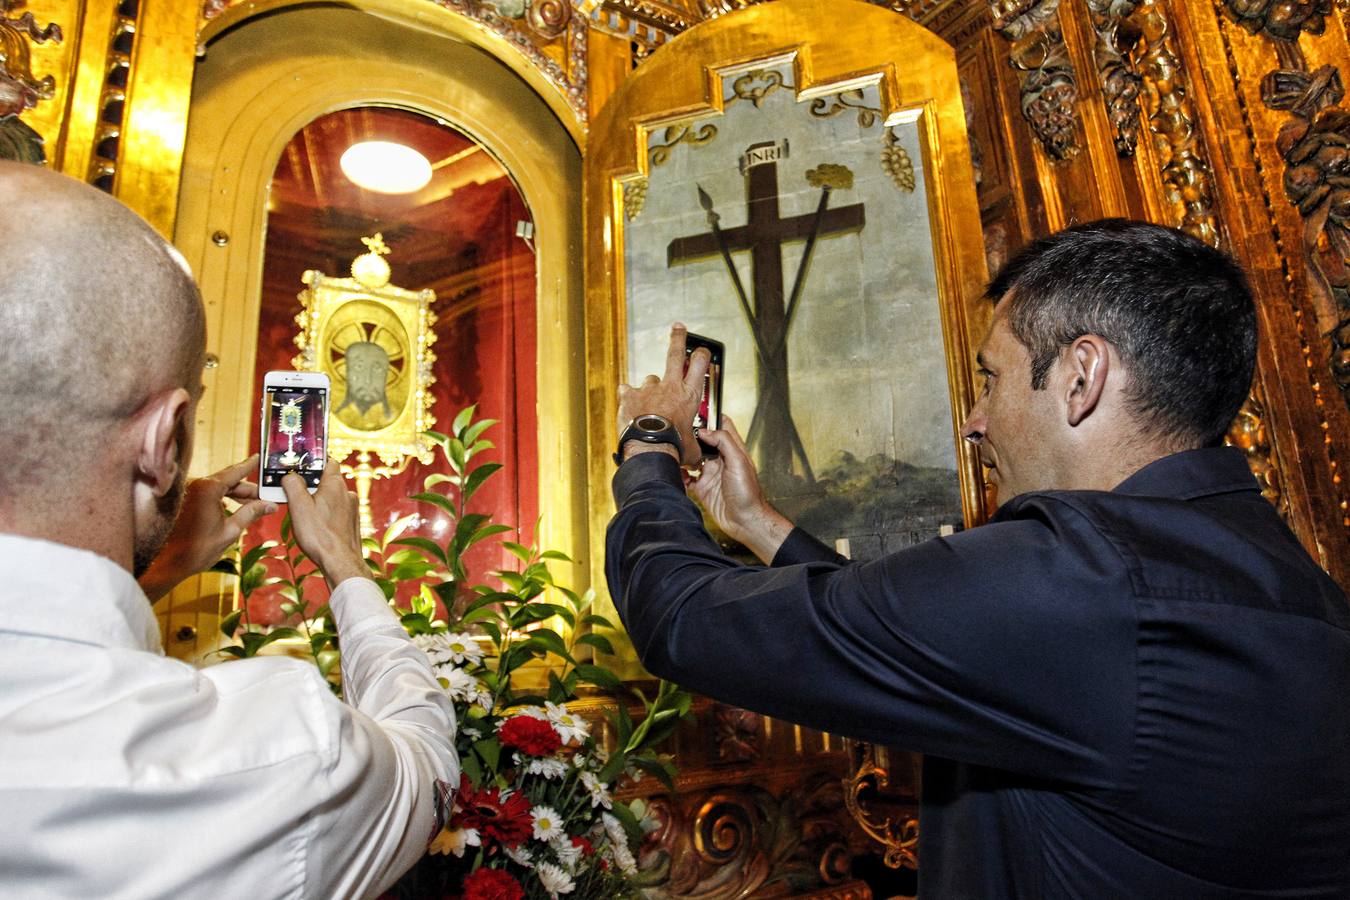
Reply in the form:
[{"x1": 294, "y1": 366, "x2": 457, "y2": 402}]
[{"x1": 614, "y1": 414, "x2": 682, "y2": 465}]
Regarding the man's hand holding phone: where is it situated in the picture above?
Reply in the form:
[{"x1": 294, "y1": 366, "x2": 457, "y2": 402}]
[
  {"x1": 138, "y1": 455, "x2": 276, "y2": 602},
  {"x1": 282, "y1": 459, "x2": 368, "y2": 590},
  {"x1": 616, "y1": 323, "x2": 711, "y2": 466},
  {"x1": 688, "y1": 417, "x2": 794, "y2": 564}
]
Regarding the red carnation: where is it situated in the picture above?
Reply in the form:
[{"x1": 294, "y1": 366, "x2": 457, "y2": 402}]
[
  {"x1": 497, "y1": 714, "x2": 562, "y2": 756},
  {"x1": 452, "y1": 775, "x2": 534, "y2": 847},
  {"x1": 461, "y1": 866, "x2": 524, "y2": 900},
  {"x1": 571, "y1": 835, "x2": 595, "y2": 857}
]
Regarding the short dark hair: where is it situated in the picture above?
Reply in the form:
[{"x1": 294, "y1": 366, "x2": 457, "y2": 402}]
[{"x1": 987, "y1": 219, "x2": 1257, "y2": 448}]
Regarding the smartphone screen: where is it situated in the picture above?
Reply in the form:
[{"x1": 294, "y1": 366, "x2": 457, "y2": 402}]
[
  {"x1": 261, "y1": 384, "x2": 329, "y2": 490},
  {"x1": 684, "y1": 333, "x2": 724, "y2": 458}
]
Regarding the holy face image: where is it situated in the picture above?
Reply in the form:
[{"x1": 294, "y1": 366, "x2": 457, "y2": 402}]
[{"x1": 338, "y1": 340, "x2": 393, "y2": 419}]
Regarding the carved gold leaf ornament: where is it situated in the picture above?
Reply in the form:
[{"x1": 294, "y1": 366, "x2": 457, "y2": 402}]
[
  {"x1": 808, "y1": 89, "x2": 883, "y2": 128},
  {"x1": 843, "y1": 741, "x2": 920, "y2": 870},
  {"x1": 648, "y1": 122, "x2": 719, "y2": 166},
  {"x1": 725, "y1": 67, "x2": 792, "y2": 107}
]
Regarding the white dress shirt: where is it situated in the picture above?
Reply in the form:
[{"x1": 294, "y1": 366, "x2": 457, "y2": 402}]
[{"x1": 0, "y1": 534, "x2": 459, "y2": 899}]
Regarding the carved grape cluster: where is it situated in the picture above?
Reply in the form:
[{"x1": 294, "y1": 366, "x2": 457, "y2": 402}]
[{"x1": 882, "y1": 131, "x2": 917, "y2": 192}]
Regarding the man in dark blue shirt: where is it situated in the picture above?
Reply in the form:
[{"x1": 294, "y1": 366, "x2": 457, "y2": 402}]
[{"x1": 606, "y1": 220, "x2": 1350, "y2": 896}]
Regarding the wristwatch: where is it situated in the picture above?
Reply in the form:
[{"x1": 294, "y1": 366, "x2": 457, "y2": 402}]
[{"x1": 614, "y1": 413, "x2": 682, "y2": 465}]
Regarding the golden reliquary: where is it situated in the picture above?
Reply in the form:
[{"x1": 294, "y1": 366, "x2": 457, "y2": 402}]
[{"x1": 293, "y1": 234, "x2": 438, "y2": 534}]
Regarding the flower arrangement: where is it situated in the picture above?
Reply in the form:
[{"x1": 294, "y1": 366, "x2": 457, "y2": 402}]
[{"x1": 216, "y1": 406, "x2": 690, "y2": 898}]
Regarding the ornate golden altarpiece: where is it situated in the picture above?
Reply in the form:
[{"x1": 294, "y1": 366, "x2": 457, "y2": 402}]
[{"x1": 13, "y1": 0, "x2": 1350, "y2": 894}]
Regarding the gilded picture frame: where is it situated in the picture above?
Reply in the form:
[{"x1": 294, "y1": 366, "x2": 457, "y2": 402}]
[
  {"x1": 293, "y1": 238, "x2": 439, "y2": 467},
  {"x1": 584, "y1": 0, "x2": 992, "y2": 639}
]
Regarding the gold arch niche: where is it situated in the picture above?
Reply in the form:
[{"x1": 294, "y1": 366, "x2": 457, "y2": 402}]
[
  {"x1": 584, "y1": 0, "x2": 990, "y2": 659},
  {"x1": 170, "y1": 4, "x2": 585, "y2": 658}
]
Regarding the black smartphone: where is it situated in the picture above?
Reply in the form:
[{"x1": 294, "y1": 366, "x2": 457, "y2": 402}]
[{"x1": 684, "y1": 332, "x2": 724, "y2": 458}]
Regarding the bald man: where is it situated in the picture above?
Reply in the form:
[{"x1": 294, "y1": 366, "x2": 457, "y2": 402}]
[{"x1": 0, "y1": 162, "x2": 458, "y2": 899}]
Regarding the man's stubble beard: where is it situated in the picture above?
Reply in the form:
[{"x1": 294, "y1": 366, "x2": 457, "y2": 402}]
[{"x1": 131, "y1": 464, "x2": 187, "y2": 579}]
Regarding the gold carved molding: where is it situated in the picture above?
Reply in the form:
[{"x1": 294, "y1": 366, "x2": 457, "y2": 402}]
[
  {"x1": 842, "y1": 741, "x2": 920, "y2": 871},
  {"x1": 990, "y1": 0, "x2": 1084, "y2": 160},
  {"x1": 0, "y1": 0, "x2": 62, "y2": 164}
]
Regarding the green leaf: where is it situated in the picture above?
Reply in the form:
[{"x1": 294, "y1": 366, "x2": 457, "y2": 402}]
[
  {"x1": 478, "y1": 621, "x2": 502, "y2": 645},
  {"x1": 462, "y1": 463, "x2": 503, "y2": 506},
  {"x1": 535, "y1": 603, "x2": 575, "y2": 629},
  {"x1": 448, "y1": 438, "x2": 467, "y2": 473},
  {"x1": 376, "y1": 578, "x2": 396, "y2": 601},
  {"x1": 460, "y1": 752, "x2": 483, "y2": 787},
  {"x1": 630, "y1": 756, "x2": 678, "y2": 792},
  {"x1": 451, "y1": 513, "x2": 491, "y2": 553},
  {"x1": 394, "y1": 539, "x2": 450, "y2": 566},
  {"x1": 547, "y1": 670, "x2": 569, "y2": 704},
  {"x1": 391, "y1": 559, "x2": 437, "y2": 582},
  {"x1": 280, "y1": 515, "x2": 293, "y2": 546},
  {"x1": 278, "y1": 585, "x2": 300, "y2": 604},
  {"x1": 461, "y1": 418, "x2": 496, "y2": 449},
  {"x1": 400, "y1": 612, "x2": 432, "y2": 634},
  {"x1": 381, "y1": 513, "x2": 420, "y2": 552},
  {"x1": 540, "y1": 550, "x2": 573, "y2": 563},
  {"x1": 524, "y1": 628, "x2": 572, "y2": 662},
  {"x1": 316, "y1": 648, "x2": 340, "y2": 678},
  {"x1": 599, "y1": 749, "x2": 627, "y2": 787},
  {"x1": 581, "y1": 613, "x2": 618, "y2": 631},
  {"x1": 423, "y1": 472, "x2": 459, "y2": 491},
  {"x1": 473, "y1": 736, "x2": 501, "y2": 773},
  {"x1": 424, "y1": 429, "x2": 451, "y2": 449},
  {"x1": 465, "y1": 523, "x2": 512, "y2": 550},
  {"x1": 241, "y1": 541, "x2": 279, "y2": 572},
  {"x1": 413, "y1": 584, "x2": 438, "y2": 619},
  {"x1": 411, "y1": 491, "x2": 457, "y2": 517},
  {"x1": 608, "y1": 799, "x2": 643, "y2": 843},
  {"x1": 502, "y1": 541, "x2": 532, "y2": 563},
  {"x1": 576, "y1": 664, "x2": 623, "y2": 690},
  {"x1": 309, "y1": 633, "x2": 331, "y2": 655},
  {"x1": 451, "y1": 405, "x2": 477, "y2": 437},
  {"x1": 576, "y1": 633, "x2": 616, "y2": 656},
  {"x1": 220, "y1": 609, "x2": 244, "y2": 638},
  {"x1": 218, "y1": 646, "x2": 246, "y2": 659}
]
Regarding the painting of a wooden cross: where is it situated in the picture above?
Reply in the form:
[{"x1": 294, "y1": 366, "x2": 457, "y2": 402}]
[{"x1": 667, "y1": 140, "x2": 865, "y2": 489}]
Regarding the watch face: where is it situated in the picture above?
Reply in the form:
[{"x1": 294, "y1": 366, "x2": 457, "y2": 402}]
[{"x1": 635, "y1": 413, "x2": 671, "y2": 433}]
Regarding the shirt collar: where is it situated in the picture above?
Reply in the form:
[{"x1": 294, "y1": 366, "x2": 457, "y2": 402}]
[
  {"x1": 1110, "y1": 446, "x2": 1259, "y2": 500},
  {"x1": 0, "y1": 534, "x2": 161, "y2": 653}
]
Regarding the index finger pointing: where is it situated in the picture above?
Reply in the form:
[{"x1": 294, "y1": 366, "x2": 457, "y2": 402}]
[
  {"x1": 664, "y1": 322, "x2": 689, "y2": 383},
  {"x1": 214, "y1": 454, "x2": 261, "y2": 490}
]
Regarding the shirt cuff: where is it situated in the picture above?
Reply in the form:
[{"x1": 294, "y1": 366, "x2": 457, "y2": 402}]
[
  {"x1": 612, "y1": 450, "x2": 685, "y2": 507},
  {"x1": 771, "y1": 527, "x2": 848, "y2": 567},
  {"x1": 328, "y1": 577, "x2": 399, "y2": 638}
]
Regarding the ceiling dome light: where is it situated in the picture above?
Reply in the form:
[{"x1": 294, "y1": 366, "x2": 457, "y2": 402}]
[{"x1": 340, "y1": 141, "x2": 433, "y2": 194}]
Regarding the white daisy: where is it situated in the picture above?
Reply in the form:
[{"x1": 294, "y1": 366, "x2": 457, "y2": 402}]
[
  {"x1": 580, "y1": 771, "x2": 612, "y2": 809},
  {"x1": 504, "y1": 843, "x2": 534, "y2": 867},
  {"x1": 412, "y1": 633, "x2": 457, "y2": 667},
  {"x1": 514, "y1": 753, "x2": 568, "y2": 780},
  {"x1": 536, "y1": 861, "x2": 576, "y2": 897},
  {"x1": 512, "y1": 704, "x2": 549, "y2": 720},
  {"x1": 545, "y1": 702, "x2": 590, "y2": 744},
  {"x1": 554, "y1": 836, "x2": 584, "y2": 870},
  {"x1": 531, "y1": 805, "x2": 565, "y2": 843},
  {"x1": 442, "y1": 631, "x2": 484, "y2": 666},
  {"x1": 439, "y1": 665, "x2": 490, "y2": 708},
  {"x1": 460, "y1": 725, "x2": 483, "y2": 742},
  {"x1": 602, "y1": 812, "x2": 638, "y2": 874}
]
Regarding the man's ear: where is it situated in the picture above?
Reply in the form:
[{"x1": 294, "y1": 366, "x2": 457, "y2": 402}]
[
  {"x1": 1064, "y1": 334, "x2": 1111, "y2": 427},
  {"x1": 135, "y1": 387, "x2": 192, "y2": 497}
]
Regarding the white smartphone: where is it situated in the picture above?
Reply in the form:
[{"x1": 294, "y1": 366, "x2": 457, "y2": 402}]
[{"x1": 258, "y1": 370, "x2": 331, "y2": 503}]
